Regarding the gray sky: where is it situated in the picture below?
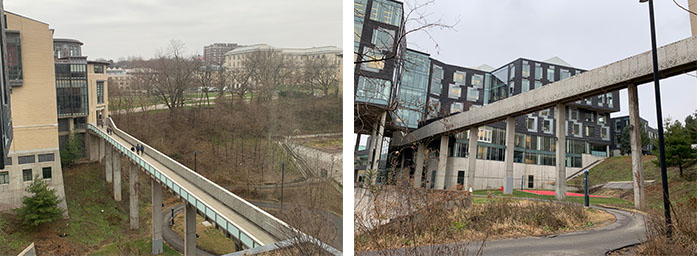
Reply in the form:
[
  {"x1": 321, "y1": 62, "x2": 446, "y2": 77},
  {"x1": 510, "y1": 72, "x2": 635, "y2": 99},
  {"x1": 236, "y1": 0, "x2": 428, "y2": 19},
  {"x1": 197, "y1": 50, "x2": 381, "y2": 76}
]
[
  {"x1": 404, "y1": 0, "x2": 697, "y2": 128},
  {"x1": 5, "y1": 0, "x2": 342, "y2": 60}
]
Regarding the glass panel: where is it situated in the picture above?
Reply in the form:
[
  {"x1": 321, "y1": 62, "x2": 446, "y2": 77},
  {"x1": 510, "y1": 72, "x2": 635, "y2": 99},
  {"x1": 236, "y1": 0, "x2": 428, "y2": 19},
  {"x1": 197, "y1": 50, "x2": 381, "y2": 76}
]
[
  {"x1": 227, "y1": 223, "x2": 240, "y2": 238},
  {"x1": 240, "y1": 232, "x2": 254, "y2": 248},
  {"x1": 205, "y1": 206, "x2": 215, "y2": 220}
]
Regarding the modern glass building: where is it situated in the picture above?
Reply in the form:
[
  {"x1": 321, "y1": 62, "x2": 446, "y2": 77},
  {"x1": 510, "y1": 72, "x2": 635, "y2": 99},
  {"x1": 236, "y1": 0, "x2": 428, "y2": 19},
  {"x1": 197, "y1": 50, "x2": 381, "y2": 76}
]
[{"x1": 0, "y1": 1, "x2": 12, "y2": 169}]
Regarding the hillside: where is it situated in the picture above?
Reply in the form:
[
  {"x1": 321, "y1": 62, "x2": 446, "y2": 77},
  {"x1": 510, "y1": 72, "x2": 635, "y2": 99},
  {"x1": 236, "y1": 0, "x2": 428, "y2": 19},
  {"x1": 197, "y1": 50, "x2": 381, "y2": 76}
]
[{"x1": 569, "y1": 155, "x2": 697, "y2": 210}]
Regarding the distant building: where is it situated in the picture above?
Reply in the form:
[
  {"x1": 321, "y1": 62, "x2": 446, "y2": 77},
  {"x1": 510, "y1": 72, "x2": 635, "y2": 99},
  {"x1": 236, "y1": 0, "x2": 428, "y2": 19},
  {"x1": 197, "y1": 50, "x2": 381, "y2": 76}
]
[
  {"x1": 106, "y1": 67, "x2": 134, "y2": 90},
  {"x1": 223, "y1": 44, "x2": 342, "y2": 69},
  {"x1": 0, "y1": 11, "x2": 67, "y2": 212},
  {"x1": 609, "y1": 115, "x2": 658, "y2": 156},
  {"x1": 203, "y1": 43, "x2": 240, "y2": 65},
  {"x1": 53, "y1": 38, "x2": 109, "y2": 152}
]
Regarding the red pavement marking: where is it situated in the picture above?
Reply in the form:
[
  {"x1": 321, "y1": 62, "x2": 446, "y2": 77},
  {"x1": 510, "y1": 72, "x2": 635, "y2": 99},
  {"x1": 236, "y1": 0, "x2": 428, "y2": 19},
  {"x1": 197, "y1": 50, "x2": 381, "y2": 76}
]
[{"x1": 521, "y1": 190, "x2": 606, "y2": 198}]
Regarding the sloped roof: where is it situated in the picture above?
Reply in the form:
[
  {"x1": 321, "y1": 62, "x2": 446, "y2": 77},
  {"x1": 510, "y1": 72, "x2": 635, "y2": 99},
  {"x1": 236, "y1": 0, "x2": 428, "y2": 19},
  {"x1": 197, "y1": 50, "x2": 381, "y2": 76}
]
[{"x1": 543, "y1": 56, "x2": 572, "y2": 67}]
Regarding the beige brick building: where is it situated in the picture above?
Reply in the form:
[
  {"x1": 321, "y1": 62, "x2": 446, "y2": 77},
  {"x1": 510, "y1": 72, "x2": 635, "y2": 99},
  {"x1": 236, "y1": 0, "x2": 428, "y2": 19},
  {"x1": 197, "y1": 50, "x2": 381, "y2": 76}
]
[{"x1": 0, "y1": 12, "x2": 67, "y2": 212}]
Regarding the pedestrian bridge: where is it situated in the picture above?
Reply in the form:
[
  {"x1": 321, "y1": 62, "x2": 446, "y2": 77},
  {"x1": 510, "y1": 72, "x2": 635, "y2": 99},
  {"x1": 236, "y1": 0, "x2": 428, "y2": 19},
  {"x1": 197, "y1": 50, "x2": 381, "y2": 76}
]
[{"x1": 87, "y1": 118, "x2": 341, "y2": 255}]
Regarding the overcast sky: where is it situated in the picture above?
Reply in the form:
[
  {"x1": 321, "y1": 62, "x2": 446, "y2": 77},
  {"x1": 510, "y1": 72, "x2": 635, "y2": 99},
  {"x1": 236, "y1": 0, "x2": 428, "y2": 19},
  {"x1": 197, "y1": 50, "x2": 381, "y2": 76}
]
[
  {"x1": 404, "y1": 0, "x2": 697, "y2": 128},
  {"x1": 5, "y1": 0, "x2": 342, "y2": 60}
]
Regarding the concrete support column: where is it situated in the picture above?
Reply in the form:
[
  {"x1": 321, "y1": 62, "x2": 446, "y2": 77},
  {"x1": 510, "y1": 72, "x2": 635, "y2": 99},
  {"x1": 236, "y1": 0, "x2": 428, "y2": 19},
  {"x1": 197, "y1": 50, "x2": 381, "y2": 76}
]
[
  {"x1": 690, "y1": 0, "x2": 697, "y2": 36},
  {"x1": 99, "y1": 137, "x2": 105, "y2": 163},
  {"x1": 370, "y1": 111, "x2": 387, "y2": 182},
  {"x1": 129, "y1": 161, "x2": 139, "y2": 229},
  {"x1": 113, "y1": 148, "x2": 121, "y2": 202},
  {"x1": 504, "y1": 116, "x2": 515, "y2": 194},
  {"x1": 555, "y1": 103, "x2": 567, "y2": 200},
  {"x1": 355, "y1": 134, "x2": 361, "y2": 153},
  {"x1": 628, "y1": 84, "x2": 645, "y2": 210},
  {"x1": 184, "y1": 203, "x2": 197, "y2": 256},
  {"x1": 467, "y1": 127, "x2": 478, "y2": 190},
  {"x1": 152, "y1": 180, "x2": 163, "y2": 254},
  {"x1": 434, "y1": 135, "x2": 448, "y2": 189},
  {"x1": 413, "y1": 143, "x2": 425, "y2": 188},
  {"x1": 105, "y1": 143, "x2": 112, "y2": 183},
  {"x1": 366, "y1": 125, "x2": 378, "y2": 177}
]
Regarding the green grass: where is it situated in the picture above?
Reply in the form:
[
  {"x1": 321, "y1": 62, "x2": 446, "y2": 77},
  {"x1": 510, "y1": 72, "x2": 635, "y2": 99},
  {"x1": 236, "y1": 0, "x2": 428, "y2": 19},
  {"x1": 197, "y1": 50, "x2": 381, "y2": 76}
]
[
  {"x1": 90, "y1": 238, "x2": 179, "y2": 256},
  {"x1": 473, "y1": 189, "x2": 634, "y2": 208}
]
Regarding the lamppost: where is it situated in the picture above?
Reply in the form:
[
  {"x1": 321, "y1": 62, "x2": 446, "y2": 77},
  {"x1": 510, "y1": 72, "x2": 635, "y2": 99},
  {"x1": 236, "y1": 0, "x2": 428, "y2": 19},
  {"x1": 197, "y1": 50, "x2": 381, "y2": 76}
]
[
  {"x1": 639, "y1": 0, "x2": 672, "y2": 238},
  {"x1": 194, "y1": 151, "x2": 198, "y2": 173}
]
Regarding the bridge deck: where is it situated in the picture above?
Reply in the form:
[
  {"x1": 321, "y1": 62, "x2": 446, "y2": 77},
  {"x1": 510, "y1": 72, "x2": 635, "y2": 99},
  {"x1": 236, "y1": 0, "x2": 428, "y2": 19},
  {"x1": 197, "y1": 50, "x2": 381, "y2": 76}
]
[{"x1": 93, "y1": 124, "x2": 279, "y2": 247}]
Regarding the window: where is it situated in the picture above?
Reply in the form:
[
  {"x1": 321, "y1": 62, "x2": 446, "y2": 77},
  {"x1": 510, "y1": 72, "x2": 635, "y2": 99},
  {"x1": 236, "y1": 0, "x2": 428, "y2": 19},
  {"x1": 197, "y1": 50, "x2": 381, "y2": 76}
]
[
  {"x1": 23, "y1": 169, "x2": 32, "y2": 182},
  {"x1": 528, "y1": 175, "x2": 534, "y2": 188},
  {"x1": 542, "y1": 119, "x2": 552, "y2": 133},
  {"x1": 431, "y1": 65, "x2": 443, "y2": 95},
  {"x1": 43, "y1": 167, "x2": 52, "y2": 179},
  {"x1": 560, "y1": 69, "x2": 570, "y2": 80},
  {"x1": 509, "y1": 65, "x2": 516, "y2": 80},
  {"x1": 97, "y1": 81, "x2": 104, "y2": 104},
  {"x1": 355, "y1": 76, "x2": 391, "y2": 105},
  {"x1": 526, "y1": 117, "x2": 537, "y2": 131},
  {"x1": 598, "y1": 115, "x2": 607, "y2": 125},
  {"x1": 370, "y1": 0, "x2": 403, "y2": 26},
  {"x1": 0, "y1": 172, "x2": 8, "y2": 184},
  {"x1": 466, "y1": 87, "x2": 479, "y2": 101},
  {"x1": 471, "y1": 74, "x2": 483, "y2": 88},
  {"x1": 453, "y1": 71, "x2": 466, "y2": 84},
  {"x1": 371, "y1": 28, "x2": 395, "y2": 51},
  {"x1": 94, "y1": 65, "x2": 104, "y2": 74},
  {"x1": 606, "y1": 93, "x2": 614, "y2": 108},
  {"x1": 601, "y1": 127, "x2": 609, "y2": 140},
  {"x1": 584, "y1": 126, "x2": 594, "y2": 137},
  {"x1": 7, "y1": 32, "x2": 22, "y2": 84},
  {"x1": 522, "y1": 79, "x2": 530, "y2": 92},
  {"x1": 360, "y1": 47, "x2": 385, "y2": 72},
  {"x1": 18, "y1": 155, "x2": 35, "y2": 164},
  {"x1": 534, "y1": 63, "x2": 543, "y2": 80},
  {"x1": 572, "y1": 123, "x2": 582, "y2": 136},
  {"x1": 450, "y1": 102, "x2": 463, "y2": 114},
  {"x1": 38, "y1": 153, "x2": 54, "y2": 163},
  {"x1": 478, "y1": 127, "x2": 493, "y2": 143},
  {"x1": 428, "y1": 97, "x2": 440, "y2": 119},
  {"x1": 570, "y1": 109, "x2": 579, "y2": 120},
  {"x1": 584, "y1": 112, "x2": 595, "y2": 123},
  {"x1": 540, "y1": 109, "x2": 551, "y2": 117},
  {"x1": 534, "y1": 81, "x2": 541, "y2": 89},
  {"x1": 522, "y1": 61, "x2": 530, "y2": 78},
  {"x1": 457, "y1": 171, "x2": 465, "y2": 186},
  {"x1": 547, "y1": 66, "x2": 555, "y2": 81},
  {"x1": 448, "y1": 84, "x2": 461, "y2": 99}
]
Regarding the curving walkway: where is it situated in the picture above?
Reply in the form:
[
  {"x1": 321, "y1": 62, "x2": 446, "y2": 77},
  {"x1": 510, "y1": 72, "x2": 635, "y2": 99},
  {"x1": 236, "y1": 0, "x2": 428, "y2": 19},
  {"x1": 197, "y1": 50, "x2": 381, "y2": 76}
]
[{"x1": 357, "y1": 203, "x2": 646, "y2": 255}]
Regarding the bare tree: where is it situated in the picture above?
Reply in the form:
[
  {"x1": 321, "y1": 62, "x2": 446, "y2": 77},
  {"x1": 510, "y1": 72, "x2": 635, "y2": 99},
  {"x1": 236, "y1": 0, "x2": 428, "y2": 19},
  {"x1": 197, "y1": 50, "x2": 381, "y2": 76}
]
[
  {"x1": 244, "y1": 50, "x2": 292, "y2": 102},
  {"x1": 135, "y1": 40, "x2": 201, "y2": 114},
  {"x1": 304, "y1": 57, "x2": 341, "y2": 97}
]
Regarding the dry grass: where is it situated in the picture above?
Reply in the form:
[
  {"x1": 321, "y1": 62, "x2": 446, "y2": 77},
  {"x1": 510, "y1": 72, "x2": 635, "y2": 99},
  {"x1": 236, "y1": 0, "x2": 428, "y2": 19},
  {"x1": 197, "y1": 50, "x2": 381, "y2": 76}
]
[
  {"x1": 636, "y1": 197, "x2": 697, "y2": 255},
  {"x1": 355, "y1": 186, "x2": 614, "y2": 252}
]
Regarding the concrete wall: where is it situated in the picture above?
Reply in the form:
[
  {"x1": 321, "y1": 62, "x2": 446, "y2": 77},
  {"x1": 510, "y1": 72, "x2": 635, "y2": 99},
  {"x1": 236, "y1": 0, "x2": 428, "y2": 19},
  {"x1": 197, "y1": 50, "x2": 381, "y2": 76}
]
[
  {"x1": 87, "y1": 63, "x2": 109, "y2": 124},
  {"x1": 106, "y1": 118, "x2": 292, "y2": 241},
  {"x1": 424, "y1": 154, "x2": 605, "y2": 191},
  {"x1": 0, "y1": 12, "x2": 66, "y2": 213}
]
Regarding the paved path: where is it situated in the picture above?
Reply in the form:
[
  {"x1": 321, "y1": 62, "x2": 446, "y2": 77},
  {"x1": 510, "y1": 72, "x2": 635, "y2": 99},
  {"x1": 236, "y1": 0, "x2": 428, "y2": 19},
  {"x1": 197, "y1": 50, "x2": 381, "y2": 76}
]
[
  {"x1": 357, "y1": 205, "x2": 646, "y2": 256},
  {"x1": 162, "y1": 204, "x2": 217, "y2": 256}
]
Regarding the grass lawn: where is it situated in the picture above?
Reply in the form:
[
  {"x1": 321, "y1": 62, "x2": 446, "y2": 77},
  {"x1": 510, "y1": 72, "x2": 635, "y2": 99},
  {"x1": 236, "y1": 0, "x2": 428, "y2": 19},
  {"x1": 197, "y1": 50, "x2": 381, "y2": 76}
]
[
  {"x1": 91, "y1": 238, "x2": 179, "y2": 256},
  {"x1": 472, "y1": 189, "x2": 634, "y2": 208}
]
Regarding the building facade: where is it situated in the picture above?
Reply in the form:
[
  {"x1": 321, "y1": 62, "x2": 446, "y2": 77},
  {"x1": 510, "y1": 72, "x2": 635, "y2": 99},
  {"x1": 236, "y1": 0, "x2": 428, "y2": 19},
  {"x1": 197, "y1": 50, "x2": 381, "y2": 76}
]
[
  {"x1": 353, "y1": 0, "x2": 620, "y2": 189},
  {"x1": 204, "y1": 43, "x2": 240, "y2": 65},
  {"x1": 54, "y1": 38, "x2": 109, "y2": 151},
  {"x1": 223, "y1": 44, "x2": 342, "y2": 70},
  {"x1": 609, "y1": 115, "x2": 658, "y2": 156},
  {"x1": 0, "y1": 12, "x2": 67, "y2": 212}
]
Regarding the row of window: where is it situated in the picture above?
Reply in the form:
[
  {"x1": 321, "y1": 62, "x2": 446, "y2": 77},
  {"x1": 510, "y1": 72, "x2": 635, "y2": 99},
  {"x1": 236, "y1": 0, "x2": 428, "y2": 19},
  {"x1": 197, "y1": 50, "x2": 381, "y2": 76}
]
[
  {"x1": 0, "y1": 167, "x2": 53, "y2": 185},
  {"x1": 4, "y1": 153, "x2": 55, "y2": 166}
]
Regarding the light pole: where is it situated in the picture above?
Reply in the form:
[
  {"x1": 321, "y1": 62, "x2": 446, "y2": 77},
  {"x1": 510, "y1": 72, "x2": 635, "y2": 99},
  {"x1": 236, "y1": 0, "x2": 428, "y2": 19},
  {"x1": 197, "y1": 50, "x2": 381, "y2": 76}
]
[
  {"x1": 194, "y1": 151, "x2": 198, "y2": 173},
  {"x1": 640, "y1": 0, "x2": 672, "y2": 239}
]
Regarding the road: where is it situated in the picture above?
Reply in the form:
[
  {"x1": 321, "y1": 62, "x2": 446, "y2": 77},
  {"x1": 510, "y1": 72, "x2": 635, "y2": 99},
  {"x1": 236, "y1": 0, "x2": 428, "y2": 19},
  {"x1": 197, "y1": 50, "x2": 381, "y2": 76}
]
[{"x1": 357, "y1": 206, "x2": 646, "y2": 255}]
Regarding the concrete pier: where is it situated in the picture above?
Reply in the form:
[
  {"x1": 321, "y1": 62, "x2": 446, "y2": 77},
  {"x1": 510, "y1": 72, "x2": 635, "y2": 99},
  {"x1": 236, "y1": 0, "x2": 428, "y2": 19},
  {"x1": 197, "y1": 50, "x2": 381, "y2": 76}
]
[
  {"x1": 370, "y1": 111, "x2": 387, "y2": 180},
  {"x1": 113, "y1": 148, "x2": 121, "y2": 202},
  {"x1": 105, "y1": 142, "x2": 112, "y2": 183},
  {"x1": 555, "y1": 103, "x2": 567, "y2": 200},
  {"x1": 185, "y1": 203, "x2": 197, "y2": 256},
  {"x1": 628, "y1": 84, "x2": 645, "y2": 210},
  {"x1": 152, "y1": 180, "x2": 163, "y2": 254},
  {"x1": 435, "y1": 135, "x2": 448, "y2": 189},
  {"x1": 467, "y1": 126, "x2": 478, "y2": 190},
  {"x1": 413, "y1": 143, "x2": 424, "y2": 188},
  {"x1": 129, "y1": 161, "x2": 139, "y2": 229},
  {"x1": 504, "y1": 117, "x2": 515, "y2": 194}
]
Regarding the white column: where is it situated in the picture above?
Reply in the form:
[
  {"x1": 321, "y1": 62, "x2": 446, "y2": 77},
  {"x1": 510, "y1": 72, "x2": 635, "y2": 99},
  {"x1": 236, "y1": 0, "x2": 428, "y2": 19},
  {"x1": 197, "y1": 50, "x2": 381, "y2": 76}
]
[
  {"x1": 152, "y1": 180, "x2": 163, "y2": 255},
  {"x1": 504, "y1": 116, "x2": 515, "y2": 194},
  {"x1": 105, "y1": 144, "x2": 112, "y2": 183},
  {"x1": 628, "y1": 84, "x2": 645, "y2": 210},
  {"x1": 413, "y1": 143, "x2": 425, "y2": 188},
  {"x1": 434, "y1": 135, "x2": 448, "y2": 189},
  {"x1": 370, "y1": 111, "x2": 387, "y2": 183},
  {"x1": 185, "y1": 203, "x2": 197, "y2": 256},
  {"x1": 467, "y1": 127, "x2": 478, "y2": 190},
  {"x1": 129, "y1": 161, "x2": 139, "y2": 229},
  {"x1": 113, "y1": 148, "x2": 121, "y2": 202},
  {"x1": 555, "y1": 103, "x2": 567, "y2": 200}
]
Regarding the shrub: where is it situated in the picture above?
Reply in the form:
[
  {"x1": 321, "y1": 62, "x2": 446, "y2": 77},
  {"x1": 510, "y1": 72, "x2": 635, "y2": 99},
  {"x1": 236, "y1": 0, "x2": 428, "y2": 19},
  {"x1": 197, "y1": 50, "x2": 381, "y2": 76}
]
[
  {"x1": 16, "y1": 178, "x2": 64, "y2": 227},
  {"x1": 60, "y1": 134, "x2": 83, "y2": 167}
]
